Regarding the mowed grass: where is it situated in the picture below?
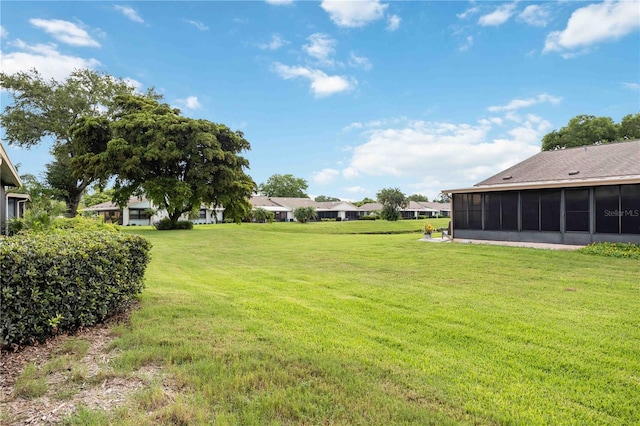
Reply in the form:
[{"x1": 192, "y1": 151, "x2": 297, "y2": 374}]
[{"x1": 95, "y1": 221, "x2": 638, "y2": 425}]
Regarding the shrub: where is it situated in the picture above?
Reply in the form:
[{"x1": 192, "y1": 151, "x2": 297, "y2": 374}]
[
  {"x1": 0, "y1": 231, "x2": 152, "y2": 348},
  {"x1": 9, "y1": 214, "x2": 118, "y2": 235},
  {"x1": 578, "y1": 242, "x2": 640, "y2": 260},
  {"x1": 359, "y1": 215, "x2": 378, "y2": 220},
  {"x1": 174, "y1": 221, "x2": 194, "y2": 230},
  {"x1": 293, "y1": 207, "x2": 317, "y2": 223},
  {"x1": 381, "y1": 205, "x2": 400, "y2": 221},
  {"x1": 52, "y1": 217, "x2": 119, "y2": 233},
  {"x1": 153, "y1": 218, "x2": 194, "y2": 230},
  {"x1": 252, "y1": 208, "x2": 275, "y2": 223}
]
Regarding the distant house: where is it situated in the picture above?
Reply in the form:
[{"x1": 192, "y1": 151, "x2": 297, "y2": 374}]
[
  {"x1": 250, "y1": 196, "x2": 291, "y2": 221},
  {"x1": 6, "y1": 193, "x2": 29, "y2": 220},
  {"x1": 1, "y1": 143, "x2": 23, "y2": 235},
  {"x1": 249, "y1": 196, "x2": 360, "y2": 221},
  {"x1": 444, "y1": 140, "x2": 640, "y2": 245},
  {"x1": 358, "y1": 201, "x2": 450, "y2": 219},
  {"x1": 83, "y1": 197, "x2": 223, "y2": 226},
  {"x1": 419, "y1": 201, "x2": 451, "y2": 218}
]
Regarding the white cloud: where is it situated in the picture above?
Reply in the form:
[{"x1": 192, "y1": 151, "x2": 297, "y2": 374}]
[
  {"x1": 259, "y1": 34, "x2": 287, "y2": 50},
  {"x1": 386, "y1": 14, "x2": 401, "y2": 31},
  {"x1": 176, "y1": 96, "x2": 202, "y2": 110},
  {"x1": 0, "y1": 40, "x2": 101, "y2": 81},
  {"x1": 459, "y1": 35, "x2": 474, "y2": 52},
  {"x1": 342, "y1": 116, "x2": 546, "y2": 193},
  {"x1": 544, "y1": 0, "x2": 640, "y2": 54},
  {"x1": 265, "y1": 0, "x2": 294, "y2": 5},
  {"x1": 1, "y1": 26, "x2": 8, "y2": 39},
  {"x1": 457, "y1": 6, "x2": 480, "y2": 20},
  {"x1": 622, "y1": 82, "x2": 640, "y2": 90},
  {"x1": 478, "y1": 3, "x2": 517, "y2": 27},
  {"x1": 312, "y1": 168, "x2": 340, "y2": 185},
  {"x1": 488, "y1": 93, "x2": 562, "y2": 112},
  {"x1": 345, "y1": 186, "x2": 367, "y2": 194},
  {"x1": 272, "y1": 62, "x2": 354, "y2": 97},
  {"x1": 303, "y1": 33, "x2": 336, "y2": 65},
  {"x1": 320, "y1": 0, "x2": 387, "y2": 28},
  {"x1": 518, "y1": 5, "x2": 550, "y2": 27},
  {"x1": 123, "y1": 77, "x2": 143, "y2": 92},
  {"x1": 114, "y1": 5, "x2": 145, "y2": 24},
  {"x1": 343, "y1": 122, "x2": 363, "y2": 132},
  {"x1": 29, "y1": 19, "x2": 100, "y2": 47},
  {"x1": 349, "y1": 52, "x2": 372, "y2": 70},
  {"x1": 185, "y1": 20, "x2": 209, "y2": 31}
]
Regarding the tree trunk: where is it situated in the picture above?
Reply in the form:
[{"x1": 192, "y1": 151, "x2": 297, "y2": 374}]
[
  {"x1": 169, "y1": 210, "x2": 182, "y2": 226},
  {"x1": 65, "y1": 193, "x2": 83, "y2": 218}
]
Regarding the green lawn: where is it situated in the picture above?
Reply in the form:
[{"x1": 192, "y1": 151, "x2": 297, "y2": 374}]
[{"x1": 79, "y1": 221, "x2": 639, "y2": 424}]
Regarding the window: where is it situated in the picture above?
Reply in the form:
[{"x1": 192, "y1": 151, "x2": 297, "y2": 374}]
[
  {"x1": 521, "y1": 191, "x2": 540, "y2": 231},
  {"x1": 129, "y1": 209, "x2": 150, "y2": 220},
  {"x1": 501, "y1": 192, "x2": 518, "y2": 231},
  {"x1": 621, "y1": 184, "x2": 640, "y2": 234},
  {"x1": 453, "y1": 194, "x2": 468, "y2": 229},
  {"x1": 484, "y1": 193, "x2": 501, "y2": 230},
  {"x1": 199, "y1": 209, "x2": 207, "y2": 219},
  {"x1": 468, "y1": 194, "x2": 482, "y2": 229},
  {"x1": 595, "y1": 186, "x2": 620, "y2": 234},
  {"x1": 565, "y1": 189, "x2": 589, "y2": 232},
  {"x1": 540, "y1": 190, "x2": 561, "y2": 231}
]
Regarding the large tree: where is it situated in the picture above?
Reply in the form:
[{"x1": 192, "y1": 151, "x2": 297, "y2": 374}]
[
  {"x1": 618, "y1": 113, "x2": 640, "y2": 140},
  {"x1": 541, "y1": 114, "x2": 620, "y2": 151},
  {"x1": 0, "y1": 68, "x2": 139, "y2": 216},
  {"x1": 376, "y1": 187, "x2": 407, "y2": 221},
  {"x1": 433, "y1": 192, "x2": 451, "y2": 203},
  {"x1": 259, "y1": 174, "x2": 309, "y2": 198},
  {"x1": 74, "y1": 94, "x2": 256, "y2": 226}
]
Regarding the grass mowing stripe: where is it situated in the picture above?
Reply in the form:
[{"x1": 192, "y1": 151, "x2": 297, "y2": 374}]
[{"x1": 95, "y1": 223, "x2": 640, "y2": 425}]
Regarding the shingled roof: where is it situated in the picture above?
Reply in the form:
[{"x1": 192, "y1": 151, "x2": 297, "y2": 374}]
[{"x1": 445, "y1": 140, "x2": 640, "y2": 193}]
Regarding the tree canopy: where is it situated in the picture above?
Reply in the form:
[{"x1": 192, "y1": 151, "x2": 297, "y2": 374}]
[
  {"x1": 434, "y1": 192, "x2": 451, "y2": 203},
  {"x1": 352, "y1": 197, "x2": 376, "y2": 207},
  {"x1": 541, "y1": 113, "x2": 640, "y2": 151},
  {"x1": 315, "y1": 195, "x2": 341, "y2": 202},
  {"x1": 376, "y1": 187, "x2": 407, "y2": 221},
  {"x1": 259, "y1": 174, "x2": 309, "y2": 198},
  {"x1": 407, "y1": 194, "x2": 429, "y2": 202},
  {"x1": 73, "y1": 94, "x2": 256, "y2": 225},
  {"x1": 82, "y1": 189, "x2": 116, "y2": 208},
  {"x1": 0, "y1": 68, "x2": 140, "y2": 216}
]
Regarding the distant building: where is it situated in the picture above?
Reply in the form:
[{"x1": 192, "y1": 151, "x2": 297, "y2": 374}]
[
  {"x1": 444, "y1": 140, "x2": 640, "y2": 245},
  {"x1": 358, "y1": 201, "x2": 450, "y2": 219},
  {"x1": 249, "y1": 196, "x2": 360, "y2": 221},
  {"x1": 1, "y1": 142, "x2": 24, "y2": 235},
  {"x1": 83, "y1": 197, "x2": 223, "y2": 226}
]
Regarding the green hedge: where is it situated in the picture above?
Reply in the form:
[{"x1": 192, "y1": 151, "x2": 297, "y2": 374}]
[
  {"x1": 153, "y1": 218, "x2": 194, "y2": 230},
  {"x1": 1, "y1": 231, "x2": 152, "y2": 348}
]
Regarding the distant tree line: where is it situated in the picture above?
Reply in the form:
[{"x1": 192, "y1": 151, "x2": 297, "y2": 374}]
[{"x1": 542, "y1": 113, "x2": 640, "y2": 151}]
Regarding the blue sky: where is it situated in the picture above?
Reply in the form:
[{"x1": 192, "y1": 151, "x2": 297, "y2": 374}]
[{"x1": 1, "y1": 0, "x2": 639, "y2": 201}]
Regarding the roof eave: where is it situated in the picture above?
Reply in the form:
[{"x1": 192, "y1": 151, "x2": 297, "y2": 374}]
[
  {"x1": 443, "y1": 175, "x2": 640, "y2": 194},
  {"x1": 0, "y1": 143, "x2": 22, "y2": 188}
]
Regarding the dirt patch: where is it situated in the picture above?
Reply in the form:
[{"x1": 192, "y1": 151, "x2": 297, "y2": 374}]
[{"x1": 1, "y1": 308, "x2": 177, "y2": 425}]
